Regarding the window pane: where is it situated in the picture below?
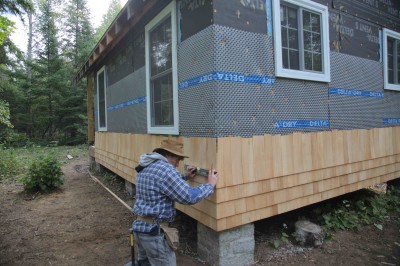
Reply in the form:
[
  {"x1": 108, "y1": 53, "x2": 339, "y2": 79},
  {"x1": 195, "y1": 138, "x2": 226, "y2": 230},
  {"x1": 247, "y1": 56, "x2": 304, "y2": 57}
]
[
  {"x1": 313, "y1": 33, "x2": 321, "y2": 52},
  {"x1": 302, "y1": 10, "x2": 322, "y2": 73},
  {"x1": 282, "y1": 48, "x2": 289, "y2": 68},
  {"x1": 162, "y1": 101, "x2": 173, "y2": 125},
  {"x1": 287, "y1": 7, "x2": 297, "y2": 28},
  {"x1": 303, "y1": 12, "x2": 311, "y2": 31},
  {"x1": 304, "y1": 51, "x2": 312, "y2": 70},
  {"x1": 280, "y1": 6, "x2": 287, "y2": 26},
  {"x1": 288, "y1": 29, "x2": 298, "y2": 49},
  {"x1": 151, "y1": 73, "x2": 173, "y2": 126},
  {"x1": 99, "y1": 110, "x2": 105, "y2": 127},
  {"x1": 150, "y1": 16, "x2": 172, "y2": 76},
  {"x1": 388, "y1": 38, "x2": 394, "y2": 83},
  {"x1": 304, "y1": 31, "x2": 321, "y2": 53},
  {"x1": 281, "y1": 4, "x2": 299, "y2": 70},
  {"x1": 303, "y1": 31, "x2": 312, "y2": 50},
  {"x1": 311, "y1": 13, "x2": 320, "y2": 32},
  {"x1": 388, "y1": 38, "x2": 393, "y2": 54},
  {"x1": 153, "y1": 101, "x2": 161, "y2": 125},
  {"x1": 314, "y1": 53, "x2": 322, "y2": 71},
  {"x1": 388, "y1": 54, "x2": 394, "y2": 69},
  {"x1": 389, "y1": 70, "x2": 394, "y2": 84},
  {"x1": 289, "y1": 49, "x2": 299, "y2": 69},
  {"x1": 304, "y1": 51, "x2": 322, "y2": 72},
  {"x1": 154, "y1": 101, "x2": 173, "y2": 126},
  {"x1": 397, "y1": 70, "x2": 400, "y2": 84},
  {"x1": 281, "y1": 27, "x2": 288, "y2": 47},
  {"x1": 397, "y1": 41, "x2": 400, "y2": 84}
]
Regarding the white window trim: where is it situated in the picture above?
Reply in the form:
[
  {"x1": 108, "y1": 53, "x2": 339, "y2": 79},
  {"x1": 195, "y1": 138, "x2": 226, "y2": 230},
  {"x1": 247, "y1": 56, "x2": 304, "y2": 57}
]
[
  {"x1": 96, "y1": 66, "x2": 108, "y2": 132},
  {"x1": 272, "y1": 0, "x2": 331, "y2": 82},
  {"x1": 145, "y1": 1, "x2": 179, "y2": 135},
  {"x1": 383, "y1": 28, "x2": 400, "y2": 91}
]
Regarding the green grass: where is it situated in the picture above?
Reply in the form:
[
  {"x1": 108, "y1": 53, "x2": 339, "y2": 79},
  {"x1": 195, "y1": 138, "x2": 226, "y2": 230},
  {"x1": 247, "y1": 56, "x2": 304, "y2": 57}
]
[{"x1": 0, "y1": 144, "x2": 89, "y2": 182}]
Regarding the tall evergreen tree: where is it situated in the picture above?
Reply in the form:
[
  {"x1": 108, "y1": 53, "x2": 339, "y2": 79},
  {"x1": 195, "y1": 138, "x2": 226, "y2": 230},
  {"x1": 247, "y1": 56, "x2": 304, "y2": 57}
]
[
  {"x1": 2, "y1": 0, "x2": 121, "y2": 144},
  {"x1": 0, "y1": 0, "x2": 33, "y2": 129},
  {"x1": 58, "y1": 0, "x2": 94, "y2": 144},
  {"x1": 62, "y1": 0, "x2": 93, "y2": 70},
  {"x1": 30, "y1": 0, "x2": 65, "y2": 139}
]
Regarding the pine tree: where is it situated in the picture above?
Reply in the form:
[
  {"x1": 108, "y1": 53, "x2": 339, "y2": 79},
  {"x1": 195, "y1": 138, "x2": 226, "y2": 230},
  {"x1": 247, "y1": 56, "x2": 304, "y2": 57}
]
[
  {"x1": 0, "y1": 0, "x2": 33, "y2": 129},
  {"x1": 58, "y1": 0, "x2": 94, "y2": 144},
  {"x1": 62, "y1": 0, "x2": 93, "y2": 70},
  {"x1": 30, "y1": 0, "x2": 65, "y2": 139}
]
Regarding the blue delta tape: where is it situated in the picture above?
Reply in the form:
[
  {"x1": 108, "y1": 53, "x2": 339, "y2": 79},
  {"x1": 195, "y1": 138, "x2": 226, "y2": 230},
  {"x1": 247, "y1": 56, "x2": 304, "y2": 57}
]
[
  {"x1": 107, "y1": 96, "x2": 146, "y2": 111},
  {"x1": 329, "y1": 88, "x2": 384, "y2": 98},
  {"x1": 275, "y1": 120, "x2": 330, "y2": 129},
  {"x1": 105, "y1": 72, "x2": 275, "y2": 112},
  {"x1": 383, "y1": 118, "x2": 400, "y2": 124},
  {"x1": 179, "y1": 71, "x2": 275, "y2": 90}
]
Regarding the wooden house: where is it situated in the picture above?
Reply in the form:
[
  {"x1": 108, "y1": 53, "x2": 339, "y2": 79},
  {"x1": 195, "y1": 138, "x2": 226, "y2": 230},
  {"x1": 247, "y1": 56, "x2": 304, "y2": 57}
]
[{"x1": 76, "y1": 0, "x2": 400, "y2": 264}]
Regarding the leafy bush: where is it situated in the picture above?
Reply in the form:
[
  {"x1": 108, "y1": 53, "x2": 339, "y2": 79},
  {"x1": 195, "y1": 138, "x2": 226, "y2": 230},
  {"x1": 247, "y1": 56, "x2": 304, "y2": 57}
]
[
  {"x1": 0, "y1": 146, "x2": 21, "y2": 180},
  {"x1": 271, "y1": 223, "x2": 290, "y2": 249},
  {"x1": 317, "y1": 188, "x2": 400, "y2": 232},
  {"x1": 21, "y1": 153, "x2": 64, "y2": 192},
  {"x1": 0, "y1": 128, "x2": 29, "y2": 147}
]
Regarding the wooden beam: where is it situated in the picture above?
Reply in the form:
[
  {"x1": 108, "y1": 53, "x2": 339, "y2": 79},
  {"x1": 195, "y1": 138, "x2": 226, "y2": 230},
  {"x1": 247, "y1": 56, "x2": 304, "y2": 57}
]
[{"x1": 87, "y1": 73, "x2": 94, "y2": 144}]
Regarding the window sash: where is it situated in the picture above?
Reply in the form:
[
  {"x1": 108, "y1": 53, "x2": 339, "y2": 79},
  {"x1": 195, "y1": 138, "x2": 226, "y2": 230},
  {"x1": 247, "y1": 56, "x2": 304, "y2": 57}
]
[
  {"x1": 149, "y1": 15, "x2": 173, "y2": 127},
  {"x1": 272, "y1": 0, "x2": 330, "y2": 82},
  {"x1": 151, "y1": 71, "x2": 174, "y2": 126},
  {"x1": 280, "y1": 3, "x2": 322, "y2": 73},
  {"x1": 387, "y1": 37, "x2": 399, "y2": 85},
  {"x1": 383, "y1": 28, "x2": 400, "y2": 91},
  {"x1": 145, "y1": 1, "x2": 179, "y2": 135},
  {"x1": 150, "y1": 16, "x2": 172, "y2": 77},
  {"x1": 97, "y1": 67, "x2": 107, "y2": 131}
]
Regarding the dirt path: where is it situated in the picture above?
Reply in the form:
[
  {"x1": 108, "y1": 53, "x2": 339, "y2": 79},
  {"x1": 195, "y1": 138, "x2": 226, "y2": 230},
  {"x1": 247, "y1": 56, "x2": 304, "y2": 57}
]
[
  {"x1": 0, "y1": 157, "x2": 201, "y2": 266},
  {"x1": 1, "y1": 156, "x2": 399, "y2": 266}
]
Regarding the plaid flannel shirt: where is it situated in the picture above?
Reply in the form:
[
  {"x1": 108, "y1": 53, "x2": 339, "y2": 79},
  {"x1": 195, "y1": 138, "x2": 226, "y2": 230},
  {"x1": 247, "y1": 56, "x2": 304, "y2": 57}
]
[{"x1": 132, "y1": 159, "x2": 214, "y2": 233}]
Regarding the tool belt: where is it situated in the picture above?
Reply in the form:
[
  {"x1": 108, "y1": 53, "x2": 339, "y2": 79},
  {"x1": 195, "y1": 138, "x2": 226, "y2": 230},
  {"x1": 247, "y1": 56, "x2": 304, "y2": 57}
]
[{"x1": 136, "y1": 216, "x2": 179, "y2": 250}]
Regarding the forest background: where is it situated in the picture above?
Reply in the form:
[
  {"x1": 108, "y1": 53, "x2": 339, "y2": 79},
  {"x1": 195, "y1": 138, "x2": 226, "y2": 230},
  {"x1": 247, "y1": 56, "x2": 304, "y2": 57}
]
[{"x1": 0, "y1": 0, "x2": 124, "y2": 146}]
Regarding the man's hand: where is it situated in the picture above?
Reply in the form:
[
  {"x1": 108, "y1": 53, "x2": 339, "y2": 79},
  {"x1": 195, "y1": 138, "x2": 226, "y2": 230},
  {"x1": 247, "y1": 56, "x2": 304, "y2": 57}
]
[
  {"x1": 208, "y1": 168, "x2": 218, "y2": 187},
  {"x1": 187, "y1": 166, "x2": 198, "y2": 179}
]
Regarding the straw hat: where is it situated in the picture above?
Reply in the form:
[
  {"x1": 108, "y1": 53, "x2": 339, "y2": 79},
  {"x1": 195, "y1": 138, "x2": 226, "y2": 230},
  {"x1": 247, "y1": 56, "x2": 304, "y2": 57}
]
[{"x1": 154, "y1": 139, "x2": 189, "y2": 158}]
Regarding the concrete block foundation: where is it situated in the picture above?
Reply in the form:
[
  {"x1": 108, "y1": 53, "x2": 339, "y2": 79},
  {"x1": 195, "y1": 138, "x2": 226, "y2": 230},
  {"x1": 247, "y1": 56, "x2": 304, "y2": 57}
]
[
  {"x1": 89, "y1": 156, "x2": 102, "y2": 173},
  {"x1": 197, "y1": 223, "x2": 254, "y2": 266},
  {"x1": 125, "y1": 180, "x2": 136, "y2": 196}
]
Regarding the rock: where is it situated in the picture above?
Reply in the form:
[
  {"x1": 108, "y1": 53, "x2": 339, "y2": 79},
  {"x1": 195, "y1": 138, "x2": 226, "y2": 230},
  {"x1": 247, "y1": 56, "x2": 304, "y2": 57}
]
[{"x1": 294, "y1": 220, "x2": 325, "y2": 247}]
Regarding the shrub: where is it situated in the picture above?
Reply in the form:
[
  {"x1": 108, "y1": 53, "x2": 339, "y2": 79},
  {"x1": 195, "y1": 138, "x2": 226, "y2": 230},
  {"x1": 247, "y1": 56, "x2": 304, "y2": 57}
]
[
  {"x1": 0, "y1": 128, "x2": 29, "y2": 147},
  {"x1": 0, "y1": 146, "x2": 20, "y2": 180},
  {"x1": 317, "y1": 188, "x2": 400, "y2": 232},
  {"x1": 21, "y1": 153, "x2": 64, "y2": 192}
]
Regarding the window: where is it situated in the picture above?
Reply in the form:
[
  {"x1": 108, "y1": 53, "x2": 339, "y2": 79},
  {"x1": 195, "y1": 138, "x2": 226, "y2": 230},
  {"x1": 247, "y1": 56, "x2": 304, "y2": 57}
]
[
  {"x1": 145, "y1": 1, "x2": 179, "y2": 134},
  {"x1": 272, "y1": 0, "x2": 330, "y2": 82},
  {"x1": 97, "y1": 66, "x2": 107, "y2": 131},
  {"x1": 383, "y1": 29, "x2": 400, "y2": 91}
]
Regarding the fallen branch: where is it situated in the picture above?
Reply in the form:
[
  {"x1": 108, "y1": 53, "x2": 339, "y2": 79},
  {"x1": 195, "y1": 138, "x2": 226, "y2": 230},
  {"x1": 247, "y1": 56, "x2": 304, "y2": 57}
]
[{"x1": 6, "y1": 217, "x2": 23, "y2": 222}]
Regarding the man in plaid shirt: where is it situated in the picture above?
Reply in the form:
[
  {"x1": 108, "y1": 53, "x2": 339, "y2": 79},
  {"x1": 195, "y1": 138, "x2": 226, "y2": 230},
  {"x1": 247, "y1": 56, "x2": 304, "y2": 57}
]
[{"x1": 131, "y1": 139, "x2": 218, "y2": 266}]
